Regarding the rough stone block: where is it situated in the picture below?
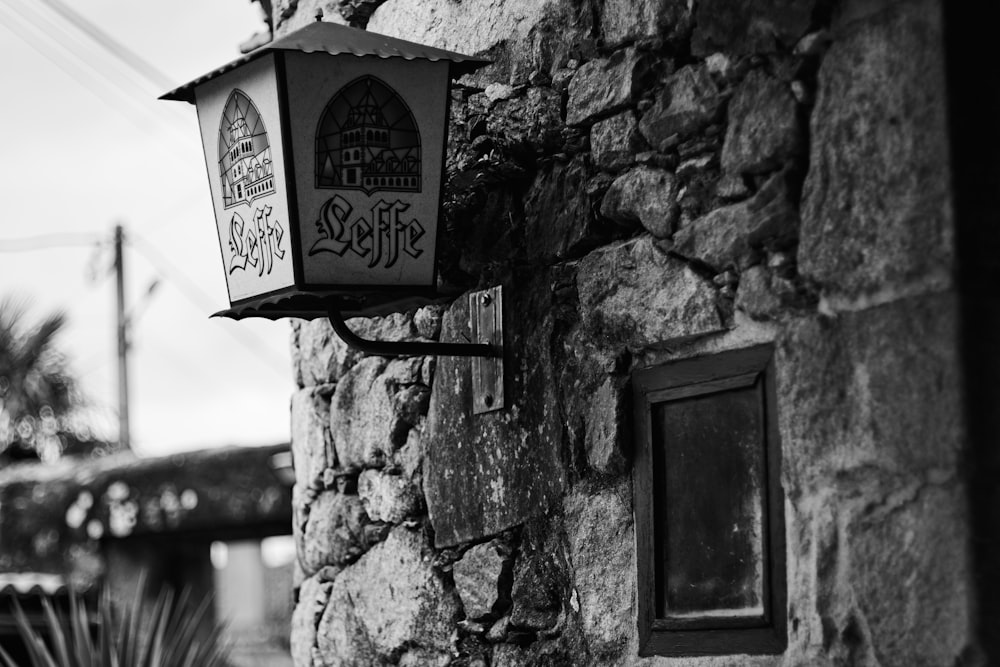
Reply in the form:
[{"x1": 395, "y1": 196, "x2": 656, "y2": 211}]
[
  {"x1": 485, "y1": 83, "x2": 517, "y2": 103},
  {"x1": 691, "y1": 0, "x2": 815, "y2": 55},
  {"x1": 564, "y1": 479, "x2": 634, "y2": 661},
  {"x1": 716, "y1": 172, "x2": 751, "y2": 200},
  {"x1": 591, "y1": 111, "x2": 647, "y2": 171},
  {"x1": 330, "y1": 357, "x2": 392, "y2": 470},
  {"x1": 576, "y1": 237, "x2": 726, "y2": 349},
  {"x1": 553, "y1": 324, "x2": 623, "y2": 477},
  {"x1": 292, "y1": 311, "x2": 429, "y2": 388},
  {"x1": 334, "y1": 0, "x2": 388, "y2": 28},
  {"x1": 392, "y1": 383, "x2": 432, "y2": 430},
  {"x1": 393, "y1": 423, "x2": 425, "y2": 481},
  {"x1": 274, "y1": 0, "x2": 348, "y2": 35},
  {"x1": 424, "y1": 273, "x2": 566, "y2": 547},
  {"x1": 351, "y1": 311, "x2": 432, "y2": 346},
  {"x1": 584, "y1": 376, "x2": 629, "y2": 475},
  {"x1": 567, "y1": 48, "x2": 648, "y2": 126},
  {"x1": 453, "y1": 539, "x2": 513, "y2": 620},
  {"x1": 784, "y1": 475, "x2": 971, "y2": 666},
  {"x1": 489, "y1": 87, "x2": 564, "y2": 151},
  {"x1": 292, "y1": 551, "x2": 306, "y2": 591},
  {"x1": 291, "y1": 318, "x2": 356, "y2": 388},
  {"x1": 494, "y1": 3, "x2": 597, "y2": 86},
  {"x1": 292, "y1": 483, "x2": 311, "y2": 565},
  {"x1": 638, "y1": 65, "x2": 722, "y2": 149},
  {"x1": 397, "y1": 649, "x2": 451, "y2": 667},
  {"x1": 799, "y1": 0, "x2": 951, "y2": 299},
  {"x1": 368, "y1": 0, "x2": 553, "y2": 54},
  {"x1": 843, "y1": 482, "x2": 970, "y2": 665},
  {"x1": 672, "y1": 169, "x2": 799, "y2": 270},
  {"x1": 331, "y1": 357, "x2": 429, "y2": 470},
  {"x1": 491, "y1": 639, "x2": 586, "y2": 667},
  {"x1": 486, "y1": 615, "x2": 510, "y2": 643},
  {"x1": 357, "y1": 468, "x2": 423, "y2": 523},
  {"x1": 300, "y1": 491, "x2": 371, "y2": 575},
  {"x1": 314, "y1": 586, "x2": 377, "y2": 665},
  {"x1": 291, "y1": 573, "x2": 332, "y2": 667},
  {"x1": 600, "y1": 0, "x2": 692, "y2": 47},
  {"x1": 368, "y1": 0, "x2": 592, "y2": 85},
  {"x1": 413, "y1": 305, "x2": 444, "y2": 340},
  {"x1": 599, "y1": 166, "x2": 680, "y2": 238},
  {"x1": 777, "y1": 293, "x2": 963, "y2": 493},
  {"x1": 738, "y1": 258, "x2": 812, "y2": 320},
  {"x1": 507, "y1": 518, "x2": 571, "y2": 635},
  {"x1": 509, "y1": 549, "x2": 563, "y2": 632},
  {"x1": 735, "y1": 264, "x2": 783, "y2": 319},
  {"x1": 291, "y1": 387, "x2": 335, "y2": 488},
  {"x1": 523, "y1": 156, "x2": 598, "y2": 260},
  {"x1": 721, "y1": 69, "x2": 802, "y2": 175},
  {"x1": 315, "y1": 527, "x2": 460, "y2": 661}
]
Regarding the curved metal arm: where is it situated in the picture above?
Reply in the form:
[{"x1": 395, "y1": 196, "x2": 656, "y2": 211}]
[{"x1": 326, "y1": 307, "x2": 496, "y2": 358}]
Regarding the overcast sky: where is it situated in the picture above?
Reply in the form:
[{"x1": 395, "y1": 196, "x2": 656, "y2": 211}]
[{"x1": 0, "y1": 1, "x2": 297, "y2": 457}]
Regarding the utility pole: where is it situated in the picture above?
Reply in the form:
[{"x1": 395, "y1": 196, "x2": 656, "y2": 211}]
[{"x1": 114, "y1": 224, "x2": 130, "y2": 451}]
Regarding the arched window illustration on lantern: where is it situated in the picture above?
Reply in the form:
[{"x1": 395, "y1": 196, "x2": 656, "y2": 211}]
[
  {"x1": 218, "y1": 89, "x2": 276, "y2": 209},
  {"x1": 315, "y1": 76, "x2": 421, "y2": 195}
]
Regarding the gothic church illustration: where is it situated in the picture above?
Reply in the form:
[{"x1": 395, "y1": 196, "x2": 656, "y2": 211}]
[
  {"x1": 315, "y1": 76, "x2": 421, "y2": 195},
  {"x1": 218, "y1": 90, "x2": 275, "y2": 209}
]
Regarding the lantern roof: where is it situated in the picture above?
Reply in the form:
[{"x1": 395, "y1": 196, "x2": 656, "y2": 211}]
[{"x1": 161, "y1": 21, "x2": 492, "y2": 104}]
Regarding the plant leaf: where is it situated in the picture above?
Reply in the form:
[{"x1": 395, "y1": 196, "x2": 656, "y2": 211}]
[
  {"x1": 3, "y1": 575, "x2": 231, "y2": 667},
  {"x1": 40, "y1": 596, "x2": 72, "y2": 667},
  {"x1": 0, "y1": 640, "x2": 21, "y2": 667}
]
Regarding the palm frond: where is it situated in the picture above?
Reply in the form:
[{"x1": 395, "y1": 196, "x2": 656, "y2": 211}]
[
  {"x1": 17, "y1": 312, "x2": 67, "y2": 372},
  {"x1": 0, "y1": 299, "x2": 92, "y2": 460}
]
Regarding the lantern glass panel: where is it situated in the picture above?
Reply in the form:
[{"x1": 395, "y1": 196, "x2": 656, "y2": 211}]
[
  {"x1": 195, "y1": 54, "x2": 295, "y2": 303},
  {"x1": 283, "y1": 53, "x2": 449, "y2": 290}
]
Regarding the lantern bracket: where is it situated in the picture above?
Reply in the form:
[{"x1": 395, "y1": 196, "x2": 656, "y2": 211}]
[{"x1": 326, "y1": 286, "x2": 505, "y2": 414}]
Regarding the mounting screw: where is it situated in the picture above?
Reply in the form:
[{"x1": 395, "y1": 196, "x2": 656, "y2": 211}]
[
  {"x1": 484, "y1": 393, "x2": 494, "y2": 407},
  {"x1": 480, "y1": 292, "x2": 492, "y2": 306}
]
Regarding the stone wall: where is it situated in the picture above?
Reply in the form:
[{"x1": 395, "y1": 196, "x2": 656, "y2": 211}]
[{"x1": 283, "y1": 0, "x2": 978, "y2": 665}]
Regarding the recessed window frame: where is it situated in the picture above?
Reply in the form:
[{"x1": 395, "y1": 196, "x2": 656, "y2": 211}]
[{"x1": 632, "y1": 345, "x2": 787, "y2": 657}]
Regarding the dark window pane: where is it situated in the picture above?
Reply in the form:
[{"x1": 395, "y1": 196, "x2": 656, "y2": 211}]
[{"x1": 652, "y1": 383, "x2": 766, "y2": 621}]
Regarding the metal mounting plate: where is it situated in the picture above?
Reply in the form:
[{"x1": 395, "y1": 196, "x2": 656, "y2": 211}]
[{"x1": 470, "y1": 285, "x2": 504, "y2": 414}]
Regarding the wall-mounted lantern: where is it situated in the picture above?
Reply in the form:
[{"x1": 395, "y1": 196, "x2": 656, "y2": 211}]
[{"x1": 162, "y1": 20, "x2": 504, "y2": 413}]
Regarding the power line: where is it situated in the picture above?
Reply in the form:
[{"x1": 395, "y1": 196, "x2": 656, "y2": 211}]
[
  {"x1": 127, "y1": 233, "x2": 290, "y2": 377},
  {"x1": 0, "y1": 1, "x2": 213, "y2": 241},
  {"x1": 0, "y1": 0, "x2": 149, "y2": 100},
  {"x1": 0, "y1": 227, "x2": 289, "y2": 382},
  {"x1": 0, "y1": 4, "x2": 144, "y2": 123},
  {"x1": 37, "y1": 0, "x2": 175, "y2": 91},
  {"x1": 0, "y1": 2, "x2": 165, "y2": 135},
  {"x1": 127, "y1": 234, "x2": 222, "y2": 314},
  {"x1": 2, "y1": 0, "x2": 152, "y2": 94},
  {"x1": 0, "y1": 0, "x2": 195, "y2": 144},
  {"x1": 0, "y1": 232, "x2": 104, "y2": 253},
  {"x1": 136, "y1": 190, "x2": 209, "y2": 240}
]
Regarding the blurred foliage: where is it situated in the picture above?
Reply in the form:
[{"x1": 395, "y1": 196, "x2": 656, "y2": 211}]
[
  {"x1": 0, "y1": 299, "x2": 108, "y2": 463},
  {"x1": 0, "y1": 581, "x2": 230, "y2": 667}
]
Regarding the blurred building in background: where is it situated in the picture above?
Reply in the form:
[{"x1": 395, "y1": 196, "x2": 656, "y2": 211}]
[{"x1": 0, "y1": 443, "x2": 293, "y2": 664}]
